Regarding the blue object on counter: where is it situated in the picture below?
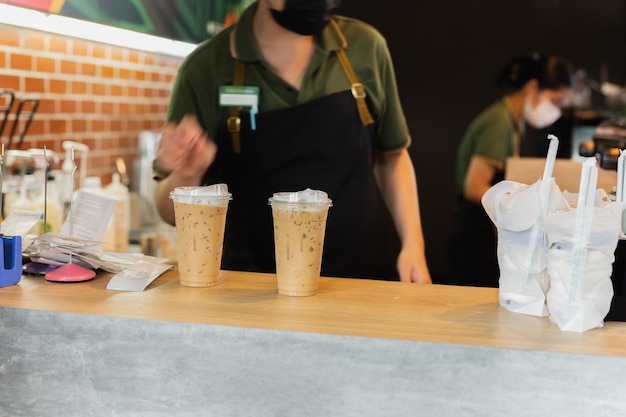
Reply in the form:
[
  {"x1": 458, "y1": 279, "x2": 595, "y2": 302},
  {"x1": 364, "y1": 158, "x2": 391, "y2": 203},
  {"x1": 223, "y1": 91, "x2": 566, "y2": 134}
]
[{"x1": 0, "y1": 235, "x2": 22, "y2": 287}]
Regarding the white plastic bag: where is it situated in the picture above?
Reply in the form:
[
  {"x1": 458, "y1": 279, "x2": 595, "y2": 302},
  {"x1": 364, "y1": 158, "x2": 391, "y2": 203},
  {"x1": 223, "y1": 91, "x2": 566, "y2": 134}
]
[
  {"x1": 482, "y1": 179, "x2": 569, "y2": 316},
  {"x1": 544, "y1": 193, "x2": 623, "y2": 332}
]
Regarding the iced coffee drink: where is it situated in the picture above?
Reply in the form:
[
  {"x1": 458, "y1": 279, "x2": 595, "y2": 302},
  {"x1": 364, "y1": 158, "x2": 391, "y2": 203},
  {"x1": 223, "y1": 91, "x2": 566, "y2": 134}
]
[
  {"x1": 269, "y1": 189, "x2": 332, "y2": 296},
  {"x1": 170, "y1": 184, "x2": 231, "y2": 287}
]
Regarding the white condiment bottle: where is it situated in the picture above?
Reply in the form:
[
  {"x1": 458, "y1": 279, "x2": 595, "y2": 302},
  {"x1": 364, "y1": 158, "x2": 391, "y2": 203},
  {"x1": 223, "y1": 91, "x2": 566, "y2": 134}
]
[
  {"x1": 102, "y1": 173, "x2": 130, "y2": 252},
  {"x1": 31, "y1": 172, "x2": 63, "y2": 234}
]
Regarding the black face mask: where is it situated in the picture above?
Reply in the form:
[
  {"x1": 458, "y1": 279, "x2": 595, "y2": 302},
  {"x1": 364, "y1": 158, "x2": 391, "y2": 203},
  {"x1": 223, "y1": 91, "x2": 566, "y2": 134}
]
[{"x1": 270, "y1": 0, "x2": 341, "y2": 36}]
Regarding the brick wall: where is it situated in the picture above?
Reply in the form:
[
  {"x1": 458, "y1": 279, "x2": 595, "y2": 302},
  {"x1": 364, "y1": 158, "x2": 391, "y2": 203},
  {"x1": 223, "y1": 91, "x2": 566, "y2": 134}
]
[{"x1": 0, "y1": 23, "x2": 182, "y2": 187}]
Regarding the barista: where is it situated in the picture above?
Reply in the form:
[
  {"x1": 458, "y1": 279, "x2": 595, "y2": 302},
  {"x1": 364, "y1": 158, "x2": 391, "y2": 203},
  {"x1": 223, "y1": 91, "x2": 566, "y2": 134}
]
[
  {"x1": 449, "y1": 52, "x2": 573, "y2": 287},
  {"x1": 153, "y1": 0, "x2": 432, "y2": 283}
]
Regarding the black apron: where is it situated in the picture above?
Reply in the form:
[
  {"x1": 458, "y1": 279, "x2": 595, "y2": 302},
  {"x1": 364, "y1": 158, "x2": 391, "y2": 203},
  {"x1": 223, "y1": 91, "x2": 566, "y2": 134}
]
[
  {"x1": 448, "y1": 100, "x2": 521, "y2": 287},
  {"x1": 204, "y1": 90, "x2": 401, "y2": 280},
  {"x1": 448, "y1": 170, "x2": 504, "y2": 287}
]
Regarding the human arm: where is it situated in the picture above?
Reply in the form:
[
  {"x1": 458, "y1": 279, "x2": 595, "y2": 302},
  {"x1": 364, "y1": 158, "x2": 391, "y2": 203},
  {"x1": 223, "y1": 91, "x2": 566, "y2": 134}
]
[
  {"x1": 154, "y1": 115, "x2": 217, "y2": 225},
  {"x1": 463, "y1": 155, "x2": 498, "y2": 205},
  {"x1": 374, "y1": 148, "x2": 432, "y2": 284},
  {"x1": 459, "y1": 100, "x2": 515, "y2": 205}
]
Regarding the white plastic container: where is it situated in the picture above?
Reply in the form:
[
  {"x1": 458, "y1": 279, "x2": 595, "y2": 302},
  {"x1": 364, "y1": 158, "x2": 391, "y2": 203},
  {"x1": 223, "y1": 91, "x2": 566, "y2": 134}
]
[
  {"x1": 102, "y1": 173, "x2": 130, "y2": 252},
  {"x1": 31, "y1": 174, "x2": 63, "y2": 234},
  {"x1": 81, "y1": 176, "x2": 103, "y2": 193},
  {"x1": 5, "y1": 174, "x2": 40, "y2": 216}
]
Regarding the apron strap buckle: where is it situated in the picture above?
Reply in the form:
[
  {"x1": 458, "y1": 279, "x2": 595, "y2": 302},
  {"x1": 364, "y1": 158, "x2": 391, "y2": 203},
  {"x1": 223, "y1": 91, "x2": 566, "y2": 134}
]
[
  {"x1": 227, "y1": 114, "x2": 242, "y2": 154},
  {"x1": 227, "y1": 57, "x2": 246, "y2": 154},
  {"x1": 330, "y1": 20, "x2": 374, "y2": 127},
  {"x1": 351, "y1": 83, "x2": 366, "y2": 100},
  {"x1": 227, "y1": 115, "x2": 241, "y2": 132}
]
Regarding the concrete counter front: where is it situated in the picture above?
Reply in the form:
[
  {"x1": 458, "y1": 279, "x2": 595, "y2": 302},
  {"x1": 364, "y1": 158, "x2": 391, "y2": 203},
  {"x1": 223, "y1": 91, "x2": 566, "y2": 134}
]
[{"x1": 1, "y1": 270, "x2": 626, "y2": 416}]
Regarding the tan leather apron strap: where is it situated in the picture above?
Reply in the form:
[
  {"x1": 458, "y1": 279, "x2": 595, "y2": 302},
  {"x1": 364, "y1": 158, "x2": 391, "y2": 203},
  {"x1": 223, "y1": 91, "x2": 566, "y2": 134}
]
[
  {"x1": 228, "y1": 59, "x2": 246, "y2": 154},
  {"x1": 330, "y1": 20, "x2": 374, "y2": 126},
  {"x1": 335, "y1": 48, "x2": 374, "y2": 126},
  {"x1": 227, "y1": 19, "x2": 374, "y2": 154}
]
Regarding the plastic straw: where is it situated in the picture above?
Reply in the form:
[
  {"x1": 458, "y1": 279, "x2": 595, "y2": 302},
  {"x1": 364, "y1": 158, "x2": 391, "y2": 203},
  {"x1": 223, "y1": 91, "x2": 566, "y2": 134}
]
[
  {"x1": 539, "y1": 134, "x2": 559, "y2": 216},
  {"x1": 617, "y1": 150, "x2": 626, "y2": 235},
  {"x1": 617, "y1": 149, "x2": 625, "y2": 202},
  {"x1": 540, "y1": 134, "x2": 559, "y2": 214},
  {"x1": 570, "y1": 158, "x2": 598, "y2": 303},
  {"x1": 525, "y1": 135, "x2": 559, "y2": 281},
  {"x1": 542, "y1": 134, "x2": 559, "y2": 183},
  {"x1": 576, "y1": 158, "x2": 595, "y2": 209}
]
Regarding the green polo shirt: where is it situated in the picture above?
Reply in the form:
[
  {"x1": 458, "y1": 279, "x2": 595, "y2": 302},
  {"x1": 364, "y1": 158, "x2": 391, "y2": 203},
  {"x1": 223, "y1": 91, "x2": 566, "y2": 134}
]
[
  {"x1": 455, "y1": 99, "x2": 519, "y2": 194},
  {"x1": 166, "y1": 1, "x2": 410, "y2": 151}
]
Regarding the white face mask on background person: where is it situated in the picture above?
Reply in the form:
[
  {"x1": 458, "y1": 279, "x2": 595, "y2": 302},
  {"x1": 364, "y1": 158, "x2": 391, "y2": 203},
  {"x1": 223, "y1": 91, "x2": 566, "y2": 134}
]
[{"x1": 523, "y1": 96, "x2": 562, "y2": 129}]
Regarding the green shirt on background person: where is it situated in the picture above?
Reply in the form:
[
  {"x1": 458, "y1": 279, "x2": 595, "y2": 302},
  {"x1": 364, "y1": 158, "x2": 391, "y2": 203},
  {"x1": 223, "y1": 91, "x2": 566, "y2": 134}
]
[{"x1": 454, "y1": 99, "x2": 519, "y2": 195}]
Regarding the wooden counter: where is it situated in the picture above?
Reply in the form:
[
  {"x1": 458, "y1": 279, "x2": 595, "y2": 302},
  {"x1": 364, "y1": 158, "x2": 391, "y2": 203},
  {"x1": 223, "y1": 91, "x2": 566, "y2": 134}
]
[
  {"x1": 2, "y1": 269, "x2": 626, "y2": 357},
  {"x1": 2, "y1": 269, "x2": 626, "y2": 416}
]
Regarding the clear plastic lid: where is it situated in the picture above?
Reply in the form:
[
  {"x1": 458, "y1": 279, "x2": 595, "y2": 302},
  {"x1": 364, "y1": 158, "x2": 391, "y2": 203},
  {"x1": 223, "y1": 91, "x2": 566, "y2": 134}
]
[
  {"x1": 268, "y1": 188, "x2": 332, "y2": 206},
  {"x1": 170, "y1": 183, "x2": 232, "y2": 204}
]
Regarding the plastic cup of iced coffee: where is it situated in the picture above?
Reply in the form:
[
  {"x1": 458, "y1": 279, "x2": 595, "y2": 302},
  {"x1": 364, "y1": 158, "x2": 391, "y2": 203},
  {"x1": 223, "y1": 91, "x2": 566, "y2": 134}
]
[
  {"x1": 269, "y1": 189, "x2": 332, "y2": 296},
  {"x1": 170, "y1": 184, "x2": 232, "y2": 287}
]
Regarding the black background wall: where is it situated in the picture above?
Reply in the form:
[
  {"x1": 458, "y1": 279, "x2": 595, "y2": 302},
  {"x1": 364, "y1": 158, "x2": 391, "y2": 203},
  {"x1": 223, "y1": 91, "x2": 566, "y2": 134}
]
[{"x1": 340, "y1": 0, "x2": 626, "y2": 282}]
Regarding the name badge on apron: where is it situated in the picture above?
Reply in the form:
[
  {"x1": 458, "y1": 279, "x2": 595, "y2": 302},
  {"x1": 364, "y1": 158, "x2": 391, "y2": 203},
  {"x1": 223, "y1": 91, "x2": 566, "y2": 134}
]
[{"x1": 219, "y1": 86, "x2": 259, "y2": 130}]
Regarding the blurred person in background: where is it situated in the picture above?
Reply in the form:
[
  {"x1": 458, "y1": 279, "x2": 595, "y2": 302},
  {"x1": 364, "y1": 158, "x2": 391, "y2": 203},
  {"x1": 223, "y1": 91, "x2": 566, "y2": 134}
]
[{"x1": 448, "y1": 52, "x2": 573, "y2": 287}]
